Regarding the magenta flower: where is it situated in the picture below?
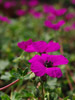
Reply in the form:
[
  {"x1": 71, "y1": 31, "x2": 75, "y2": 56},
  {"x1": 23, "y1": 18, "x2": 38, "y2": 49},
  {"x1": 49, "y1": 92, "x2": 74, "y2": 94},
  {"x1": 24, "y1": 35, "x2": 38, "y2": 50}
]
[
  {"x1": 0, "y1": 15, "x2": 11, "y2": 23},
  {"x1": 54, "y1": 8, "x2": 67, "y2": 16},
  {"x1": 18, "y1": 39, "x2": 35, "y2": 52},
  {"x1": 44, "y1": 20, "x2": 65, "y2": 30},
  {"x1": 16, "y1": 9, "x2": 26, "y2": 16},
  {"x1": 43, "y1": 5, "x2": 67, "y2": 16},
  {"x1": 72, "y1": 22, "x2": 75, "y2": 30},
  {"x1": 64, "y1": 22, "x2": 75, "y2": 32},
  {"x1": 28, "y1": 0, "x2": 39, "y2": 7},
  {"x1": 65, "y1": 13, "x2": 75, "y2": 20},
  {"x1": 21, "y1": 0, "x2": 27, "y2": 5},
  {"x1": 0, "y1": 0, "x2": 2, "y2": 4},
  {"x1": 17, "y1": 39, "x2": 60, "y2": 53},
  {"x1": 47, "y1": 14, "x2": 56, "y2": 21},
  {"x1": 29, "y1": 54, "x2": 68, "y2": 78},
  {"x1": 29, "y1": 9, "x2": 43, "y2": 19},
  {"x1": 43, "y1": 4, "x2": 55, "y2": 14},
  {"x1": 70, "y1": 0, "x2": 75, "y2": 4},
  {"x1": 64, "y1": 26, "x2": 72, "y2": 32},
  {"x1": 4, "y1": 2, "x2": 12, "y2": 9}
]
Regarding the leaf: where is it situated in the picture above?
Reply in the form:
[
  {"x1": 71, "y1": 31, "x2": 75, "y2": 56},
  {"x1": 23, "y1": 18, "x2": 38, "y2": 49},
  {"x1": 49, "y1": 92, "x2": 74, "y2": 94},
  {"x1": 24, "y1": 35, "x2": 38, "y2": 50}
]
[
  {"x1": 24, "y1": 72, "x2": 35, "y2": 80},
  {"x1": 1, "y1": 72, "x2": 11, "y2": 80},
  {"x1": 0, "y1": 60, "x2": 9, "y2": 73},
  {"x1": 64, "y1": 96, "x2": 69, "y2": 100},
  {"x1": 47, "y1": 78, "x2": 57, "y2": 89},
  {"x1": 23, "y1": 67, "x2": 28, "y2": 76},
  {"x1": 17, "y1": 68, "x2": 23, "y2": 76},
  {"x1": 73, "y1": 94, "x2": 75, "y2": 100}
]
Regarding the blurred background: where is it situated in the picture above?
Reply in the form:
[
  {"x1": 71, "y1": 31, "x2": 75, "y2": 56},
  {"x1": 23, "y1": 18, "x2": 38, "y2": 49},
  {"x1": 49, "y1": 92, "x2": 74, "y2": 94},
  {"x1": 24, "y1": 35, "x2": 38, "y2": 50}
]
[{"x1": 0, "y1": 0, "x2": 75, "y2": 100}]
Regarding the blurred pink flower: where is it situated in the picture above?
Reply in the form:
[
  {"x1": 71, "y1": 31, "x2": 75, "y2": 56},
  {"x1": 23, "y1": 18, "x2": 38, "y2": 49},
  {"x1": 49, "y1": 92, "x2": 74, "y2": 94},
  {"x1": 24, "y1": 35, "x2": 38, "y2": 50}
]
[
  {"x1": 64, "y1": 26, "x2": 72, "y2": 32},
  {"x1": 54, "y1": 8, "x2": 67, "y2": 16},
  {"x1": 43, "y1": 4, "x2": 67, "y2": 16},
  {"x1": 43, "y1": 4, "x2": 55, "y2": 14},
  {"x1": 0, "y1": 0, "x2": 2, "y2": 4},
  {"x1": 65, "y1": 13, "x2": 75, "y2": 20},
  {"x1": 4, "y1": 2, "x2": 12, "y2": 9},
  {"x1": 28, "y1": 0, "x2": 39, "y2": 7},
  {"x1": 70, "y1": 0, "x2": 75, "y2": 4},
  {"x1": 44, "y1": 20, "x2": 65, "y2": 30},
  {"x1": 16, "y1": 9, "x2": 26, "y2": 16},
  {"x1": 72, "y1": 22, "x2": 75, "y2": 30},
  {"x1": 4, "y1": 1, "x2": 16, "y2": 9},
  {"x1": 21, "y1": 0, "x2": 27, "y2": 5},
  {"x1": 29, "y1": 9, "x2": 43, "y2": 19},
  {"x1": 64, "y1": 22, "x2": 75, "y2": 32},
  {"x1": 0, "y1": 15, "x2": 11, "y2": 23},
  {"x1": 47, "y1": 14, "x2": 56, "y2": 21}
]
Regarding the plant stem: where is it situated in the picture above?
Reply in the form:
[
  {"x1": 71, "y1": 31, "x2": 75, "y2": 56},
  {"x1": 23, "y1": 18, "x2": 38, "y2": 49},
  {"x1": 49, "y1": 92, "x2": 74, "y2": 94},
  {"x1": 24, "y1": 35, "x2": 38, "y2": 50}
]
[
  {"x1": 41, "y1": 81, "x2": 44, "y2": 100},
  {"x1": 0, "y1": 71, "x2": 32, "y2": 91},
  {"x1": 0, "y1": 79, "x2": 19, "y2": 91}
]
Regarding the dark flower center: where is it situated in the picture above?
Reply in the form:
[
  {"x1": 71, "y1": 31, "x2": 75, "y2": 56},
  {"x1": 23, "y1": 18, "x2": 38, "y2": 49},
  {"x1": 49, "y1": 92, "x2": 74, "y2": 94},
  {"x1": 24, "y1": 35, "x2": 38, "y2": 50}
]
[{"x1": 44, "y1": 61, "x2": 53, "y2": 68}]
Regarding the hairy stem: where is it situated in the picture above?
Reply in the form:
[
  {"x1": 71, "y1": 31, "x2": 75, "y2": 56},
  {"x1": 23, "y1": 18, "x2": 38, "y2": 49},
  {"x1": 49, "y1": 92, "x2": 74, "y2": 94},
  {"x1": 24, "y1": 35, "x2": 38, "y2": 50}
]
[
  {"x1": 0, "y1": 79, "x2": 19, "y2": 91},
  {"x1": 41, "y1": 81, "x2": 44, "y2": 100}
]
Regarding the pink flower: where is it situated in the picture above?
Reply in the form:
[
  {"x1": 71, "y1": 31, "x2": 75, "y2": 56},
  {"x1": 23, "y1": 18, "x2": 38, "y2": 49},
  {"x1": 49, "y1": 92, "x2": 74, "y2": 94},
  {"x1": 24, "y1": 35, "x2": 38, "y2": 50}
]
[
  {"x1": 47, "y1": 14, "x2": 56, "y2": 21},
  {"x1": 0, "y1": 15, "x2": 11, "y2": 23},
  {"x1": 4, "y1": 2, "x2": 12, "y2": 9},
  {"x1": 43, "y1": 5, "x2": 67, "y2": 16},
  {"x1": 72, "y1": 22, "x2": 75, "y2": 30},
  {"x1": 54, "y1": 8, "x2": 67, "y2": 16},
  {"x1": 65, "y1": 13, "x2": 75, "y2": 20},
  {"x1": 43, "y1": 4, "x2": 55, "y2": 14},
  {"x1": 16, "y1": 9, "x2": 26, "y2": 16},
  {"x1": 29, "y1": 9, "x2": 43, "y2": 19},
  {"x1": 44, "y1": 20, "x2": 65, "y2": 30},
  {"x1": 21, "y1": 0, "x2": 27, "y2": 5},
  {"x1": 0, "y1": 0, "x2": 2, "y2": 4},
  {"x1": 64, "y1": 22, "x2": 75, "y2": 32},
  {"x1": 18, "y1": 39, "x2": 35, "y2": 52},
  {"x1": 64, "y1": 26, "x2": 72, "y2": 32},
  {"x1": 28, "y1": 0, "x2": 39, "y2": 7},
  {"x1": 4, "y1": 1, "x2": 16, "y2": 9},
  {"x1": 17, "y1": 39, "x2": 60, "y2": 53},
  {"x1": 70, "y1": 0, "x2": 75, "y2": 4},
  {"x1": 29, "y1": 54, "x2": 68, "y2": 78}
]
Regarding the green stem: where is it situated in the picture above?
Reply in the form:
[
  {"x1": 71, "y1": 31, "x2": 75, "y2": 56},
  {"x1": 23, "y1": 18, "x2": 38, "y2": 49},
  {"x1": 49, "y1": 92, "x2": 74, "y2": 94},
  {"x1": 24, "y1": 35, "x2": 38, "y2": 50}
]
[{"x1": 41, "y1": 81, "x2": 44, "y2": 100}]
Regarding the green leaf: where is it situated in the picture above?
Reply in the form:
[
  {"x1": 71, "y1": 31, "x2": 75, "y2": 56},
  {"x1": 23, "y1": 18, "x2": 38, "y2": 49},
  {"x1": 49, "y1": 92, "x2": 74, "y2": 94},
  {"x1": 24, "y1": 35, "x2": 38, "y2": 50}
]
[
  {"x1": 64, "y1": 96, "x2": 69, "y2": 100},
  {"x1": 47, "y1": 78, "x2": 57, "y2": 89},
  {"x1": 17, "y1": 68, "x2": 23, "y2": 76},
  {"x1": 73, "y1": 94, "x2": 75, "y2": 100},
  {"x1": 0, "y1": 60, "x2": 9, "y2": 73},
  {"x1": 23, "y1": 67, "x2": 28, "y2": 76},
  {"x1": 1, "y1": 72, "x2": 11, "y2": 80}
]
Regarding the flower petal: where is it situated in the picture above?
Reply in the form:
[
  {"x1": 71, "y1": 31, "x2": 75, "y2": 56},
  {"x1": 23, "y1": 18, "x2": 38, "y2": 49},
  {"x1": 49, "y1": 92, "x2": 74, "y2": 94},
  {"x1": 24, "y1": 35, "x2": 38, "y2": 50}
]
[
  {"x1": 31, "y1": 61, "x2": 46, "y2": 76},
  {"x1": 25, "y1": 44, "x2": 36, "y2": 52},
  {"x1": 41, "y1": 54, "x2": 50, "y2": 63},
  {"x1": 46, "y1": 67, "x2": 63, "y2": 78},
  {"x1": 42, "y1": 54, "x2": 68, "y2": 66},
  {"x1": 32, "y1": 41, "x2": 47, "y2": 53},
  {"x1": 50, "y1": 55, "x2": 69, "y2": 66},
  {"x1": 29, "y1": 55, "x2": 44, "y2": 64},
  {"x1": 57, "y1": 20, "x2": 65, "y2": 26},
  {"x1": 17, "y1": 39, "x2": 35, "y2": 52},
  {"x1": 46, "y1": 41, "x2": 60, "y2": 52},
  {"x1": 44, "y1": 20, "x2": 53, "y2": 29}
]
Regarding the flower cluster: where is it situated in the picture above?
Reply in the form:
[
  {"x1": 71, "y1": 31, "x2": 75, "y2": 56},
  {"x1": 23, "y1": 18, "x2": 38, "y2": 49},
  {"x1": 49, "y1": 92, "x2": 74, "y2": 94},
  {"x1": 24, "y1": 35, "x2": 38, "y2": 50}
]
[
  {"x1": 18, "y1": 39, "x2": 68, "y2": 78},
  {"x1": 0, "y1": 15, "x2": 11, "y2": 23},
  {"x1": 44, "y1": 20, "x2": 65, "y2": 31}
]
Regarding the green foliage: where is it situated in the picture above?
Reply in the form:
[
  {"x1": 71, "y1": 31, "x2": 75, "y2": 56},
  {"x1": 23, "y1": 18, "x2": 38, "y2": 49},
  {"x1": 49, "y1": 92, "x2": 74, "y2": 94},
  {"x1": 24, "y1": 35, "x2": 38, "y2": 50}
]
[{"x1": 0, "y1": 1, "x2": 75, "y2": 100}]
